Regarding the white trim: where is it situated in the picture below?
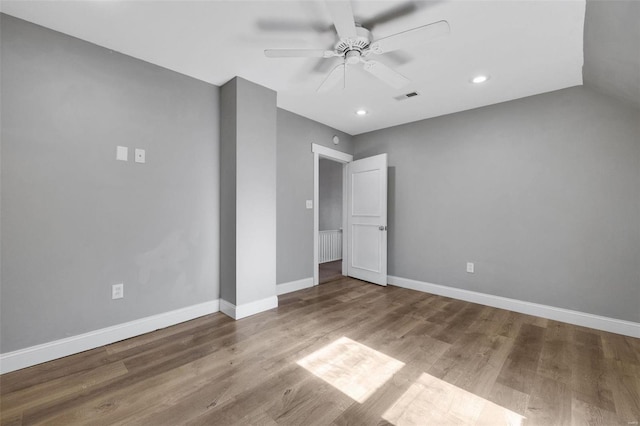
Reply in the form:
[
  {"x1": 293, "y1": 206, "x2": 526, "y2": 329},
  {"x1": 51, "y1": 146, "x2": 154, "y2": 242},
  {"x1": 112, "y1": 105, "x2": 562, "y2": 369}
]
[
  {"x1": 341, "y1": 162, "x2": 348, "y2": 278},
  {"x1": 219, "y1": 296, "x2": 279, "y2": 320},
  {"x1": 312, "y1": 143, "x2": 353, "y2": 163},
  {"x1": 312, "y1": 143, "x2": 352, "y2": 286},
  {"x1": 219, "y1": 299, "x2": 236, "y2": 319},
  {"x1": 388, "y1": 276, "x2": 640, "y2": 338},
  {"x1": 277, "y1": 277, "x2": 314, "y2": 295},
  {"x1": 0, "y1": 299, "x2": 220, "y2": 374},
  {"x1": 314, "y1": 151, "x2": 320, "y2": 285}
]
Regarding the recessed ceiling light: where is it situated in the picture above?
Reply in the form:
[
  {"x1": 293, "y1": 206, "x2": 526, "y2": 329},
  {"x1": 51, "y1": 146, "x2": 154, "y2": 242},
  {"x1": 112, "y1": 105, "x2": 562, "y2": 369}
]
[
  {"x1": 356, "y1": 109, "x2": 368, "y2": 116},
  {"x1": 471, "y1": 75, "x2": 489, "y2": 84}
]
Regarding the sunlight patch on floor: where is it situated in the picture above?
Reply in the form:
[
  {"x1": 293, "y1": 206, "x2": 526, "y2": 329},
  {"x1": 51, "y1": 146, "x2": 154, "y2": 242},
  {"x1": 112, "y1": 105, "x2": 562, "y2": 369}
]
[
  {"x1": 297, "y1": 336, "x2": 405, "y2": 403},
  {"x1": 382, "y1": 372, "x2": 525, "y2": 425}
]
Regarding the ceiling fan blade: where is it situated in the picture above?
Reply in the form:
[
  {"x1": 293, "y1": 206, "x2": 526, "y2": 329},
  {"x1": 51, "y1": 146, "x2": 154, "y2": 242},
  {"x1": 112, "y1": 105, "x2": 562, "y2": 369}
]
[
  {"x1": 361, "y1": 60, "x2": 410, "y2": 89},
  {"x1": 326, "y1": 1, "x2": 357, "y2": 39},
  {"x1": 369, "y1": 20, "x2": 450, "y2": 54},
  {"x1": 264, "y1": 49, "x2": 334, "y2": 58},
  {"x1": 360, "y1": 3, "x2": 417, "y2": 30},
  {"x1": 256, "y1": 19, "x2": 328, "y2": 33},
  {"x1": 312, "y1": 56, "x2": 342, "y2": 74},
  {"x1": 317, "y1": 62, "x2": 346, "y2": 92}
]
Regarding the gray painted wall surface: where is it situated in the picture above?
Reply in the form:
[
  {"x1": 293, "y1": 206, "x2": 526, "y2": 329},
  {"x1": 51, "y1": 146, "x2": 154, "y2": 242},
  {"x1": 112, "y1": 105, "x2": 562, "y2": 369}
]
[
  {"x1": 354, "y1": 86, "x2": 640, "y2": 322},
  {"x1": 319, "y1": 159, "x2": 343, "y2": 231},
  {"x1": 234, "y1": 78, "x2": 277, "y2": 306},
  {"x1": 219, "y1": 79, "x2": 237, "y2": 305},
  {"x1": 583, "y1": 0, "x2": 640, "y2": 109},
  {"x1": 276, "y1": 110, "x2": 353, "y2": 285},
  {"x1": 1, "y1": 15, "x2": 220, "y2": 352}
]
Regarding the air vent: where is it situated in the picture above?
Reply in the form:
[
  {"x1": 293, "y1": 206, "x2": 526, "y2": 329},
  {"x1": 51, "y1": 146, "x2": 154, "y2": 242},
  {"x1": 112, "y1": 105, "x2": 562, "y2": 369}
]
[{"x1": 393, "y1": 91, "x2": 420, "y2": 101}]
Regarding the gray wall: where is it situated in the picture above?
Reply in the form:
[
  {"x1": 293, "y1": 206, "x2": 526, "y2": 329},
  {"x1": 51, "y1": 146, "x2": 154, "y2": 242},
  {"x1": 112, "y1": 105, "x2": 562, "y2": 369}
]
[
  {"x1": 219, "y1": 79, "x2": 238, "y2": 305},
  {"x1": 319, "y1": 158, "x2": 343, "y2": 231},
  {"x1": 583, "y1": 0, "x2": 640, "y2": 109},
  {"x1": 354, "y1": 86, "x2": 640, "y2": 322},
  {"x1": 1, "y1": 15, "x2": 220, "y2": 352},
  {"x1": 235, "y1": 78, "x2": 277, "y2": 306},
  {"x1": 276, "y1": 110, "x2": 353, "y2": 285},
  {"x1": 221, "y1": 77, "x2": 277, "y2": 306}
]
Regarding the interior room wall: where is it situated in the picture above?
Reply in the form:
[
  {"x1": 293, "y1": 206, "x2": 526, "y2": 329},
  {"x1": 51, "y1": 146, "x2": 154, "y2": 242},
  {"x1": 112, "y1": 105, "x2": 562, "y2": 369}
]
[
  {"x1": 220, "y1": 77, "x2": 277, "y2": 309},
  {"x1": 276, "y1": 110, "x2": 353, "y2": 286},
  {"x1": 353, "y1": 86, "x2": 640, "y2": 322},
  {"x1": 583, "y1": 0, "x2": 640, "y2": 109},
  {"x1": 319, "y1": 159, "x2": 343, "y2": 231},
  {"x1": 219, "y1": 79, "x2": 238, "y2": 305},
  {"x1": 0, "y1": 14, "x2": 220, "y2": 353}
]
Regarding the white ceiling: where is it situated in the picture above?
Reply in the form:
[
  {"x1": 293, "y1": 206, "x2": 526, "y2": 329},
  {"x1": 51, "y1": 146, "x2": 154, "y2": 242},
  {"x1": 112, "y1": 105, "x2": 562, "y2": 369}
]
[{"x1": 0, "y1": 0, "x2": 586, "y2": 135}]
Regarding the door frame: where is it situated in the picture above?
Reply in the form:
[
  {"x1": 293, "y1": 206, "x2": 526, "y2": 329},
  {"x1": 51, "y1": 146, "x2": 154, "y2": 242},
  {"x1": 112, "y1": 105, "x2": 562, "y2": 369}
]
[{"x1": 312, "y1": 143, "x2": 353, "y2": 286}]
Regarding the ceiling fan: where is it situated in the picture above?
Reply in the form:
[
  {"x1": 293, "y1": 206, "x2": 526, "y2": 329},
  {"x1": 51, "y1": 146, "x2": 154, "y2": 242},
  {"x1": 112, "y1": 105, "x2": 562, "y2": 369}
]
[{"x1": 263, "y1": 1, "x2": 450, "y2": 92}]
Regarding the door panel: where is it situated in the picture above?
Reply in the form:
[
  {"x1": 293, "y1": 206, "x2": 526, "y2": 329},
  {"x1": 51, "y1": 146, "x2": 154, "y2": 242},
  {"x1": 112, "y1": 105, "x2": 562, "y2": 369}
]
[
  {"x1": 352, "y1": 169, "x2": 381, "y2": 216},
  {"x1": 347, "y1": 154, "x2": 387, "y2": 286},
  {"x1": 352, "y1": 224, "x2": 381, "y2": 272}
]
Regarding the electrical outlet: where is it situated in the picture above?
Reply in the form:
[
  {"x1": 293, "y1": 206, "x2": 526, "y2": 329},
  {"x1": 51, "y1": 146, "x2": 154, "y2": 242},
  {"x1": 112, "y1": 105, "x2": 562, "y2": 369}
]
[
  {"x1": 112, "y1": 283, "x2": 124, "y2": 299},
  {"x1": 135, "y1": 149, "x2": 145, "y2": 163},
  {"x1": 466, "y1": 262, "x2": 475, "y2": 273}
]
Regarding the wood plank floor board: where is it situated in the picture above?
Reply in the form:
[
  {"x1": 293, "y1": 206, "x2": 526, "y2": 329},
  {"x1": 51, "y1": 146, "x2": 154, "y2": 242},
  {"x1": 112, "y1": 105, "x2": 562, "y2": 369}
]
[
  {"x1": 332, "y1": 339, "x2": 448, "y2": 426},
  {"x1": 570, "y1": 329, "x2": 617, "y2": 414},
  {"x1": 525, "y1": 374, "x2": 572, "y2": 426},
  {"x1": 570, "y1": 397, "x2": 625, "y2": 426},
  {"x1": 0, "y1": 348, "x2": 114, "y2": 397},
  {"x1": 537, "y1": 320, "x2": 573, "y2": 385},
  {"x1": 105, "y1": 313, "x2": 232, "y2": 356},
  {"x1": 601, "y1": 332, "x2": 640, "y2": 365},
  {"x1": 495, "y1": 323, "x2": 546, "y2": 395},
  {"x1": 605, "y1": 359, "x2": 640, "y2": 422},
  {"x1": 487, "y1": 381, "x2": 530, "y2": 417},
  {"x1": 431, "y1": 303, "x2": 486, "y2": 343},
  {"x1": 1, "y1": 278, "x2": 638, "y2": 425},
  {"x1": 0, "y1": 362, "x2": 128, "y2": 422}
]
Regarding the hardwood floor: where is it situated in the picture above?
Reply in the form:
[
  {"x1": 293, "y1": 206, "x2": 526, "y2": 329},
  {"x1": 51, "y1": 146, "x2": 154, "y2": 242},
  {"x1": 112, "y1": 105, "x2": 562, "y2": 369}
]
[
  {"x1": 1, "y1": 278, "x2": 639, "y2": 425},
  {"x1": 319, "y1": 260, "x2": 343, "y2": 284}
]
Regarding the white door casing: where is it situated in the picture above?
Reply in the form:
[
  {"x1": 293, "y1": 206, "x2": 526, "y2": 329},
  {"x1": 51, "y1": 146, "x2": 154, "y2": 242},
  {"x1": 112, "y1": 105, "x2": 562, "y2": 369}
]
[{"x1": 347, "y1": 153, "x2": 388, "y2": 286}]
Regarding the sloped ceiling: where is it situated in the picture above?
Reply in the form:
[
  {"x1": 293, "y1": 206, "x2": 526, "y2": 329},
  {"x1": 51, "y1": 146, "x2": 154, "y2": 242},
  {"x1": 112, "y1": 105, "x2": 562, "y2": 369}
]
[
  {"x1": 583, "y1": 0, "x2": 640, "y2": 109},
  {"x1": 1, "y1": 1, "x2": 588, "y2": 135}
]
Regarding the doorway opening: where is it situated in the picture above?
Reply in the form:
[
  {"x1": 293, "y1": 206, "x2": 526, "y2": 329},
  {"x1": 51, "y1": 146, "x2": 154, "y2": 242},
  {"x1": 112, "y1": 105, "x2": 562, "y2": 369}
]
[
  {"x1": 312, "y1": 144, "x2": 353, "y2": 286},
  {"x1": 318, "y1": 158, "x2": 344, "y2": 284}
]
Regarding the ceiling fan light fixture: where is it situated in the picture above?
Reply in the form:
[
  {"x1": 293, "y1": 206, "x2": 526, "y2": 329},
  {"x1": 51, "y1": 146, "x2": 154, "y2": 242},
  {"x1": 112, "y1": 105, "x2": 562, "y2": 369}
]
[
  {"x1": 356, "y1": 109, "x2": 368, "y2": 116},
  {"x1": 471, "y1": 75, "x2": 489, "y2": 84}
]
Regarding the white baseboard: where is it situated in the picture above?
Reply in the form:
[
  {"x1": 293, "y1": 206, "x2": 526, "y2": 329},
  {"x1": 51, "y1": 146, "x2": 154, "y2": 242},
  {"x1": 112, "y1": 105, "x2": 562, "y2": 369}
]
[
  {"x1": 0, "y1": 299, "x2": 220, "y2": 374},
  {"x1": 219, "y1": 295, "x2": 278, "y2": 320},
  {"x1": 388, "y1": 276, "x2": 640, "y2": 338},
  {"x1": 219, "y1": 299, "x2": 237, "y2": 319},
  {"x1": 277, "y1": 277, "x2": 314, "y2": 295}
]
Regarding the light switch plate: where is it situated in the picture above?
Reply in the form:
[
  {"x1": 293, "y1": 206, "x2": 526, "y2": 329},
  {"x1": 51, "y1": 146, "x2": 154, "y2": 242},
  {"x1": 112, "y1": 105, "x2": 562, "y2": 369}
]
[
  {"x1": 306, "y1": 200, "x2": 313, "y2": 209},
  {"x1": 466, "y1": 262, "x2": 475, "y2": 273},
  {"x1": 135, "y1": 149, "x2": 145, "y2": 163},
  {"x1": 116, "y1": 146, "x2": 128, "y2": 161},
  {"x1": 112, "y1": 283, "x2": 124, "y2": 299}
]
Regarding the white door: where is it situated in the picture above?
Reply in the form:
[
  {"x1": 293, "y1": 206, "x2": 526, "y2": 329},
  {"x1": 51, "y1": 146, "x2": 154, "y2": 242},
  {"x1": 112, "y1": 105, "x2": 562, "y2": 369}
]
[{"x1": 347, "y1": 153, "x2": 387, "y2": 286}]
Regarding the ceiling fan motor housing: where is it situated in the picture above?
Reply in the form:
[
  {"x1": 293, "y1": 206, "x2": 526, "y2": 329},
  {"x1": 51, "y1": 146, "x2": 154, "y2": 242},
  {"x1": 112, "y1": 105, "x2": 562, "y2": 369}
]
[{"x1": 335, "y1": 26, "x2": 372, "y2": 62}]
